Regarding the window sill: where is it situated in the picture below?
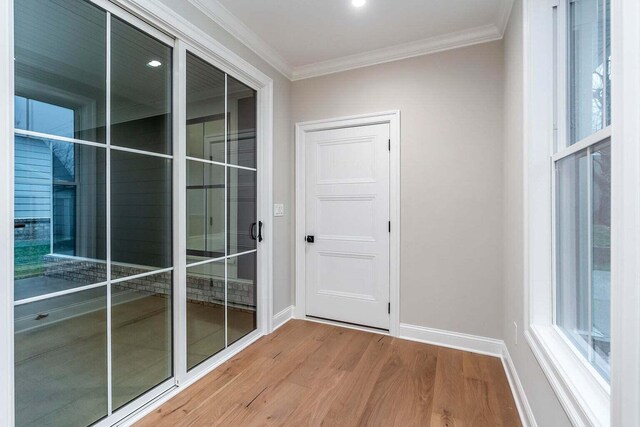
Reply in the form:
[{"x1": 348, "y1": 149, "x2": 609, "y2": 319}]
[{"x1": 525, "y1": 324, "x2": 610, "y2": 427}]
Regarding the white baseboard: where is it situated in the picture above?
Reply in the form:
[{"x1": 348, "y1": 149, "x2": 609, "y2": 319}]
[
  {"x1": 398, "y1": 322, "x2": 535, "y2": 426},
  {"x1": 272, "y1": 305, "x2": 295, "y2": 331},
  {"x1": 399, "y1": 323, "x2": 504, "y2": 357},
  {"x1": 502, "y1": 344, "x2": 538, "y2": 427}
]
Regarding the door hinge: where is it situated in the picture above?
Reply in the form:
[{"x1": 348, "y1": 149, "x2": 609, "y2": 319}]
[
  {"x1": 388, "y1": 302, "x2": 391, "y2": 314},
  {"x1": 388, "y1": 139, "x2": 391, "y2": 151},
  {"x1": 388, "y1": 221, "x2": 391, "y2": 233}
]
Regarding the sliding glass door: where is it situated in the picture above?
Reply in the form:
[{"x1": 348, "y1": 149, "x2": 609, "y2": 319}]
[
  {"x1": 185, "y1": 52, "x2": 258, "y2": 371},
  {"x1": 13, "y1": 1, "x2": 173, "y2": 425},
  {"x1": 11, "y1": 1, "x2": 261, "y2": 425}
]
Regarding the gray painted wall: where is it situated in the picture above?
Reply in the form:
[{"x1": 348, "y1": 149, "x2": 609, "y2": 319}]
[
  {"x1": 157, "y1": 0, "x2": 294, "y2": 315},
  {"x1": 502, "y1": 1, "x2": 571, "y2": 425},
  {"x1": 291, "y1": 42, "x2": 505, "y2": 339}
]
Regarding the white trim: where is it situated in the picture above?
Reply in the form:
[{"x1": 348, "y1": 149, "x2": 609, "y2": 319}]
[
  {"x1": 295, "y1": 111, "x2": 400, "y2": 336},
  {"x1": 525, "y1": 327, "x2": 608, "y2": 427},
  {"x1": 187, "y1": 0, "x2": 292, "y2": 79},
  {"x1": 399, "y1": 323, "x2": 504, "y2": 358},
  {"x1": 610, "y1": 0, "x2": 640, "y2": 425},
  {"x1": 272, "y1": 305, "x2": 294, "y2": 331},
  {"x1": 502, "y1": 345, "x2": 538, "y2": 427},
  {"x1": 0, "y1": 0, "x2": 14, "y2": 423},
  {"x1": 291, "y1": 24, "x2": 503, "y2": 81}
]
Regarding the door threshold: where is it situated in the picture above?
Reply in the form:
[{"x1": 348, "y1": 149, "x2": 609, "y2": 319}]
[{"x1": 304, "y1": 315, "x2": 390, "y2": 336}]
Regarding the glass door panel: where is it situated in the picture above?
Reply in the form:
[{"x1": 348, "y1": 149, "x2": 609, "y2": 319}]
[
  {"x1": 13, "y1": 1, "x2": 175, "y2": 424},
  {"x1": 110, "y1": 151, "x2": 173, "y2": 279},
  {"x1": 187, "y1": 160, "x2": 225, "y2": 259},
  {"x1": 111, "y1": 272, "x2": 173, "y2": 410},
  {"x1": 186, "y1": 259, "x2": 226, "y2": 370},
  {"x1": 185, "y1": 50, "x2": 258, "y2": 372},
  {"x1": 109, "y1": 14, "x2": 174, "y2": 409},
  {"x1": 227, "y1": 252, "x2": 257, "y2": 346},
  {"x1": 14, "y1": 288, "x2": 108, "y2": 427},
  {"x1": 227, "y1": 168, "x2": 257, "y2": 255},
  {"x1": 227, "y1": 76, "x2": 256, "y2": 169}
]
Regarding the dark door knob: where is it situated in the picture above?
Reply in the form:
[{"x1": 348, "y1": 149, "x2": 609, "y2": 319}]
[{"x1": 306, "y1": 235, "x2": 315, "y2": 243}]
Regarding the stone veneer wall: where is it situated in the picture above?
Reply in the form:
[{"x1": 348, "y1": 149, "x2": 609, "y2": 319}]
[
  {"x1": 14, "y1": 218, "x2": 50, "y2": 243},
  {"x1": 42, "y1": 255, "x2": 256, "y2": 311}
]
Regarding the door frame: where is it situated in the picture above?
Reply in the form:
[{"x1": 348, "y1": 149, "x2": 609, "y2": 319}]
[{"x1": 295, "y1": 111, "x2": 401, "y2": 337}]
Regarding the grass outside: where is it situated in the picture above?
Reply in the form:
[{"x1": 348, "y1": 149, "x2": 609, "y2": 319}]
[{"x1": 15, "y1": 242, "x2": 49, "y2": 280}]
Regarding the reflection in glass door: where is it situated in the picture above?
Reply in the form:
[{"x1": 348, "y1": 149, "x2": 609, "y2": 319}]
[
  {"x1": 13, "y1": 1, "x2": 173, "y2": 425},
  {"x1": 185, "y1": 52, "x2": 258, "y2": 370}
]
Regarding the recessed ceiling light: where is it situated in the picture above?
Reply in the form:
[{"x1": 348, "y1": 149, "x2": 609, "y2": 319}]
[
  {"x1": 147, "y1": 60, "x2": 162, "y2": 68},
  {"x1": 352, "y1": 0, "x2": 366, "y2": 7}
]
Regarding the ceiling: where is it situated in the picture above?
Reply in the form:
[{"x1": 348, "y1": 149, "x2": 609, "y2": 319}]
[{"x1": 190, "y1": 0, "x2": 513, "y2": 80}]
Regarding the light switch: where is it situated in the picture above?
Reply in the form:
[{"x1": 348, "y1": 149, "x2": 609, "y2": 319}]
[{"x1": 273, "y1": 203, "x2": 285, "y2": 217}]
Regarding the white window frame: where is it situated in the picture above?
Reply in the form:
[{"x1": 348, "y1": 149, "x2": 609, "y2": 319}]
[
  {"x1": 524, "y1": 0, "x2": 639, "y2": 426},
  {"x1": 0, "y1": 0, "x2": 274, "y2": 425},
  {"x1": 524, "y1": 0, "x2": 610, "y2": 425}
]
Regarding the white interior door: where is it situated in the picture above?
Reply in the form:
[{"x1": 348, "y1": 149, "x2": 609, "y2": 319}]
[{"x1": 305, "y1": 123, "x2": 390, "y2": 330}]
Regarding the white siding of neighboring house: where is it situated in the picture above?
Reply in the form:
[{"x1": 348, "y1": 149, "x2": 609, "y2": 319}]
[{"x1": 14, "y1": 136, "x2": 51, "y2": 220}]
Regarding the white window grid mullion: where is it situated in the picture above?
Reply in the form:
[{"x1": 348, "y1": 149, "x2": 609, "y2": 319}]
[
  {"x1": 110, "y1": 144, "x2": 173, "y2": 160},
  {"x1": 186, "y1": 255, "x2": 227, "y2": 269},
  {"x1": 601, "y1": 0, "x2": 608, "y2": 127},
  {"x1": 186, "y1": 155, "x2": 256, "y2": 171},
  {"x1": 110, "y1": 267, "x2": 174, "y2": 284},
  {"x1": 106, "y1": 11, "x2": 113, "y2": 416},
  {"x1": 13, "y1": 281, "x2": 109, "y2": 306},
  {"x1": 14, "y1": 129, "x2": 105, "y2": 148},
  {"x1": 551, "y1": 156, "x2": 558, "y2": 326},
  {"x1": 14, "y1": 129, "x2": 174, "y2": 160},
  {"x1": 184, "y1": 249, "x2": 257, "y2": 271},
  {"x1": 227, "y1": 249, "x2": 257, "y2": 260},
  {"x1": 552, "y1": 126, "x2": 611, "y2": 162},
  {"x1": 173, "y1": 39, "x2": 187, "y2": 386},
  {"x1": 224, "y1": 73, "x2": 228, "y2": 350},
  {"x1": 586, "y1": 145, "x2": 594, "y2": 363},
  {"x1": 554, "y1": 0, "x2": 569, "y2": 154}
]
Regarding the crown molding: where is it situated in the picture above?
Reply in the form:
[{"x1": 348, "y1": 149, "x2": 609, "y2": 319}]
[
  {"x1": 291, "y1": 23, "x2": 503, "y2": 81},
  {"x1": 189, "y1": 0, "x2": 293, "y2": 79},
  {"x1": 188, "y1": 0, "x2": 514, "y2": 82},
  {"x1": 496, "y1": 0, "x2": 516, "y2": 37}
]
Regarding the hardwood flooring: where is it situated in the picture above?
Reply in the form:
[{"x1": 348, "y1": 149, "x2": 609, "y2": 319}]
[{"x1": 138, "y1": 320, "x2": 521, "y2": 426}]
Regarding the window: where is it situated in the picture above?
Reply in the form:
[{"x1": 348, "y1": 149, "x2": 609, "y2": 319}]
[
  {"x1": 554, "y1": 0, "x2": 611, "y2": 381},
  {"x1": 525, "y1": 0, "x2": 613, "y2": 424}
]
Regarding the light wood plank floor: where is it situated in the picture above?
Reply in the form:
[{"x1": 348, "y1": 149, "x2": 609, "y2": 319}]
[{"x1": 138, "y1": 320, "x2": 521, "y2": 427}]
